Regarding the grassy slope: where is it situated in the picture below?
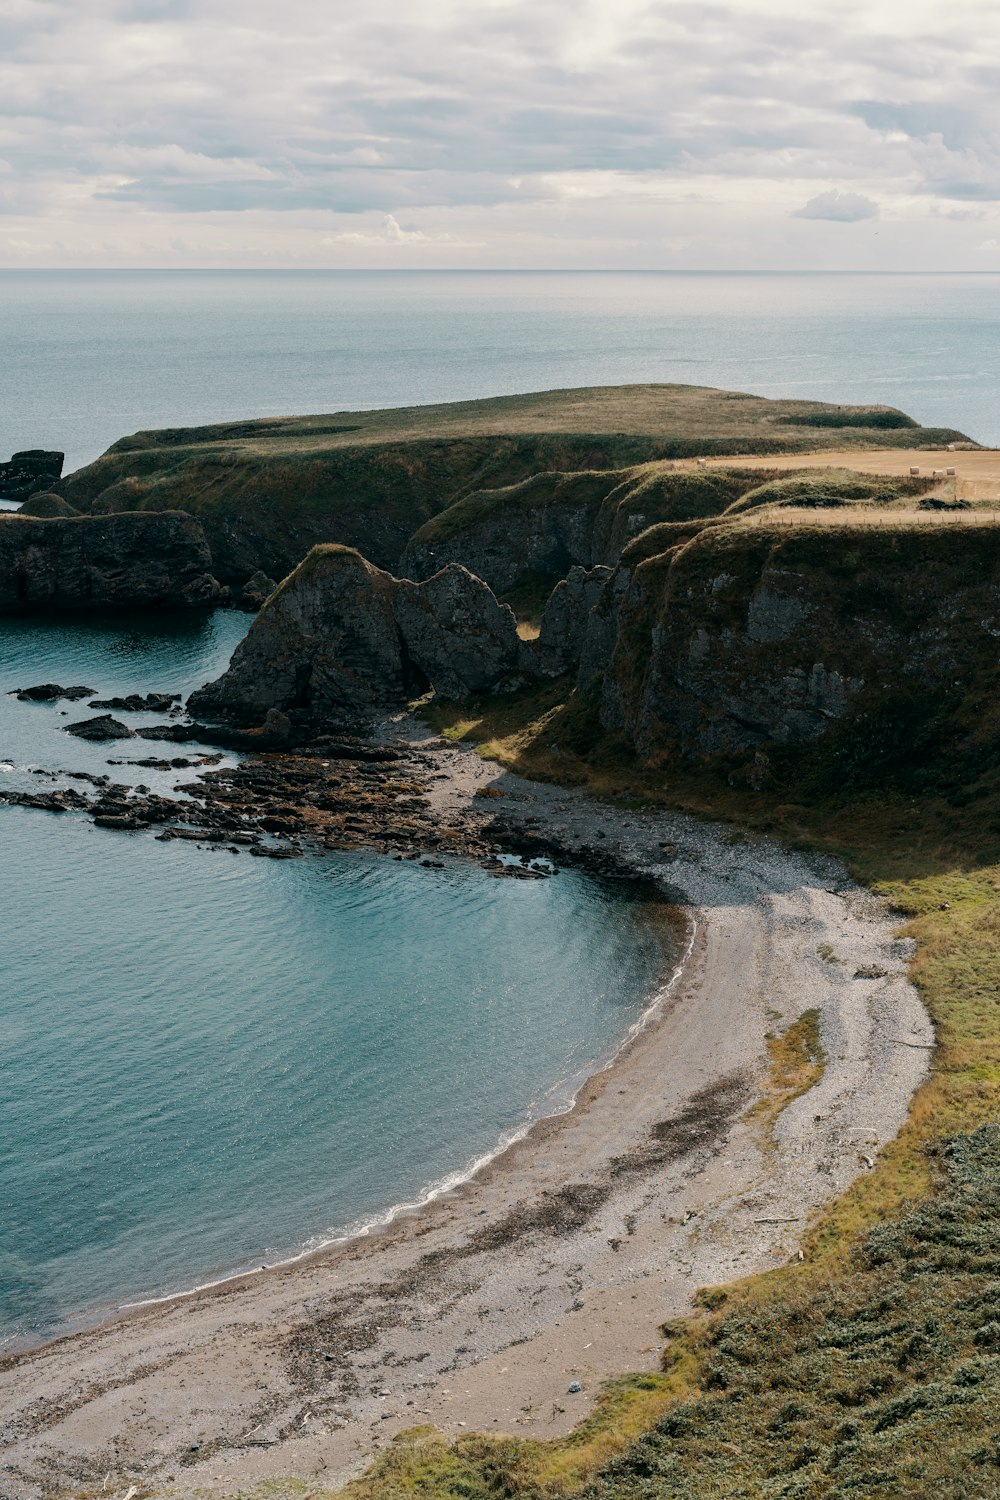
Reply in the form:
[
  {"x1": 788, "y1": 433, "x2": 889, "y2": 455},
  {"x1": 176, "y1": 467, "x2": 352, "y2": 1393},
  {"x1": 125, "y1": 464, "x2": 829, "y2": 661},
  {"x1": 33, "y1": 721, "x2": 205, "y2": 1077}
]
[{"x1": 56, "y1": 386, "x2": 970, "y2": 581}]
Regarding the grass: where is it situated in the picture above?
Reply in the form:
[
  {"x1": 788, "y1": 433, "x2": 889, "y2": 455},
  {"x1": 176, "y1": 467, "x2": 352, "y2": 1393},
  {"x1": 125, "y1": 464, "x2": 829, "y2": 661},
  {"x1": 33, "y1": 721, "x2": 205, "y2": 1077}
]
[{"x1": 747, "y1": 1010, "x2": 826, "y2": 1147}]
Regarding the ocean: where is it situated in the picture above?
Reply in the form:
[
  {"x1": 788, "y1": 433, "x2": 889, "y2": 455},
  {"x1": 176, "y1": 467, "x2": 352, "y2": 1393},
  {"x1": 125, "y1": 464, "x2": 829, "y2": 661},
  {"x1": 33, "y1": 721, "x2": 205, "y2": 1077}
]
[
  {"x1": 0, "y1": 271, "x2": 998, "y2": 475},
  {"x1": 0, "y1": 613, "x2": 672, "y2": 1350}
]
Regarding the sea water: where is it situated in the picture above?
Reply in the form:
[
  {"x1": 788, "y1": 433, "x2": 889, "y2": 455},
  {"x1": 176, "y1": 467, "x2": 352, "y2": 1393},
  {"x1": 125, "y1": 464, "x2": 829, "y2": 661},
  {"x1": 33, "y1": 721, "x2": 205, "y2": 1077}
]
[
  {"x1": 0, "y1": 270, "x2": 998, "y2": 474},
  {"x1": 0, "y1": 612, "x2": 672, "y2": 1350}
]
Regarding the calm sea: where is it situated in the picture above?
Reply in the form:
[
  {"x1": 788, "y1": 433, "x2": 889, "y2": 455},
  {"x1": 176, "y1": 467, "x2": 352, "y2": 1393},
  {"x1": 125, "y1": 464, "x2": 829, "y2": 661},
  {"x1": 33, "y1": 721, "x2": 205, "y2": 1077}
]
[
  {"x1": 0, "y1": 615, "x2": 671, "y2": 1350},
  {"x1": 0, "y1": 271, "x2": 998, "y2": 474}
]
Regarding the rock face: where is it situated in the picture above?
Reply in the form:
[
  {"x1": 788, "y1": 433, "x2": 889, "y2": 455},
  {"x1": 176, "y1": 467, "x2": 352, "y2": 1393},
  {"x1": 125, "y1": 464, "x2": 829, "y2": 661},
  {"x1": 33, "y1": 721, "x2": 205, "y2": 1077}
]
[
  {"x1": 393, "y1": 567, "x2": 521, "y2": 698},
  {"x1": 190, "y1": 548, "x2": 525, "y2": 725},
  {"x1": 0, "y1": 451, "x2": 64, "y2": 501},
  {"x1": 601, "y1": 521, "x2": 1000, "y2": 761},
  {"x1": 534, "y1": 565, "x2": 613, "y2": 677},
  {"x1": 190, "y1": 548, "x2": 410, "y2": 724},
  {"x1": 0, "y1": 512, "x2": 221, "y2": 611}
]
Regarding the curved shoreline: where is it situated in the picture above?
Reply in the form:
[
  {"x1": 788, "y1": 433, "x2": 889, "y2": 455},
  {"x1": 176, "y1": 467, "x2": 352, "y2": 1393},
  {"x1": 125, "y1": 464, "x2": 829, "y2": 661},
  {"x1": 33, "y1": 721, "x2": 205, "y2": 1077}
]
[
  {"x1": 0, "y1": 727, "x2": 932, "y2": 1500},
  {"x1": 108, "y1": 906, "x2": 696, "y2": 1327}
]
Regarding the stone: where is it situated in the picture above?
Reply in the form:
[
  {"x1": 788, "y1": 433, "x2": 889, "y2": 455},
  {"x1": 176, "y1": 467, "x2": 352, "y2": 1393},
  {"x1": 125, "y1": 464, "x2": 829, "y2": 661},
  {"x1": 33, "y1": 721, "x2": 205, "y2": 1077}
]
[{"x1": 65, "y1": 715, "x2": 136, "y2": 741}]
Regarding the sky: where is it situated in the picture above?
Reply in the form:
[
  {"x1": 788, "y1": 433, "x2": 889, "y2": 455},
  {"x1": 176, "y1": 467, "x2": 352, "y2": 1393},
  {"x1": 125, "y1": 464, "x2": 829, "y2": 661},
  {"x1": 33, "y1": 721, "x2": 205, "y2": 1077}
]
[{"x1": 1, "y1": 0, "x2": 999, "y2": 269}]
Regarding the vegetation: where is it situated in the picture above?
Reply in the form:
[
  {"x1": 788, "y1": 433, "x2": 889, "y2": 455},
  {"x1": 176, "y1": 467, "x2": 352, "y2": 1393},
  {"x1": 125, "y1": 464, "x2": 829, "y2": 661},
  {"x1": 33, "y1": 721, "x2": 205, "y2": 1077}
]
[
  {"x1": 56, "y1": 386, "x2": 970, "y2": 581},
  {"x1": 723, "y1": 469, "x2": 935, "y2": 515}
]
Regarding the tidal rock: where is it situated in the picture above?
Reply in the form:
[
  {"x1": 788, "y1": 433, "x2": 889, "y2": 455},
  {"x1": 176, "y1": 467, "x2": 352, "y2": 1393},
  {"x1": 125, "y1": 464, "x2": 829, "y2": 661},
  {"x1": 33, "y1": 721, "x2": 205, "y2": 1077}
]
[
  {"x1": 393, "y1": 565, "x2": 522, "y2": 697},
  {"x1": 66, "y1": 714, "x2": 136, "y2": 741},
  {"x1": 0, "y1": 450, "x2": 64, "y2": 502},
  {"x1": 14, "y1": 683, "x2": 96, "y2": 702},
  {"x1": 88, "y1": 693, "x2": 180, "y2": 712},
  {"x1": 0, "y1": 511, "x2": 221, "y2": 612}
]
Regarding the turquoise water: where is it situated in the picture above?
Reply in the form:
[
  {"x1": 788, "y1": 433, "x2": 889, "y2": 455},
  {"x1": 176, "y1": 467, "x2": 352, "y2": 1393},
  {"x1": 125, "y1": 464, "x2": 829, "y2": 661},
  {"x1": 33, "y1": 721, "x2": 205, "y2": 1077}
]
[
  {"x1": 0, "y1": 271, "x2": 998, "y2": 473},
  {"x1": 0, "y1": 614, "x2": 671, "y2": 1351}
]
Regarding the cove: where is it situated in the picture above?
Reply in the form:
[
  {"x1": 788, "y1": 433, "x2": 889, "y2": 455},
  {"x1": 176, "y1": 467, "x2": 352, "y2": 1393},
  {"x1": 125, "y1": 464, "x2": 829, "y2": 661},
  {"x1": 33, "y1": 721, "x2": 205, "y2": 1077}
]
[{"x1": 0, "y1": 613, "x2": 671, "y2": 1350}]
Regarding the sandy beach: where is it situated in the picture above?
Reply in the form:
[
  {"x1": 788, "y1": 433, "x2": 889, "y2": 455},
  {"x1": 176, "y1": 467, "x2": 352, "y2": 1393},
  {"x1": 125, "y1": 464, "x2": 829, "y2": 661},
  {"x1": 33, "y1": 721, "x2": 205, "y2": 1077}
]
[{"x1": 0, "y1": 725, "x2": 931, "y2": 1499}]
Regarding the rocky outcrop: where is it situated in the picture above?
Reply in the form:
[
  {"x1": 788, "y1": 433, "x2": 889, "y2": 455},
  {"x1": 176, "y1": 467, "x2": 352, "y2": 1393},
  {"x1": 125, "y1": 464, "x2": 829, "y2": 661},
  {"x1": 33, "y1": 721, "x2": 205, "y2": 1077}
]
[
  {"x1": 189, "y1": 547, "x2": 411, "y2": 724},
  {"x1": 601, "y1": 521, "x2": 1000, "y2": 762},
  {"x1": 531, "y1": 565, "x2": 613, "y2": 677},
  {"x1": 190, "y1": 547, "x2": 528, "y2": 725},
  {"x1": 0, "y1": 450, "x2": 64, "y2": 501},
  {"x1": 393, "y1": 567, "x2": 521, "y2": 698},
  {"x1": 0, "y1": 511, "x2": 221, "y2": 611}
]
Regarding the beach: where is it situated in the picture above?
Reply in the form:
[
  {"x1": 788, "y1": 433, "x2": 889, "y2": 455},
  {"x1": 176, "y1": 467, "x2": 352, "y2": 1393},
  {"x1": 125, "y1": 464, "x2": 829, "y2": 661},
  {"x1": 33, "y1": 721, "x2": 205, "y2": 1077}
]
[{"x1": 0, "y1": 723, "x2": 931, "y2": 1498}]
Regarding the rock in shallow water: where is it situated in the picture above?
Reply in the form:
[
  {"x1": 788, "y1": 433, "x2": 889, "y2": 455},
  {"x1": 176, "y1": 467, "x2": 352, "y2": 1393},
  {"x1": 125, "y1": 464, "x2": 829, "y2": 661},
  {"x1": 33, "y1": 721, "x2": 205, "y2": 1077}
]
[
  {"x1": 65, "y1": 714, "x2": 136, "y2": 742},
  {"x1": 14, "y1": 683, "x2": 96, "y2": 702}
]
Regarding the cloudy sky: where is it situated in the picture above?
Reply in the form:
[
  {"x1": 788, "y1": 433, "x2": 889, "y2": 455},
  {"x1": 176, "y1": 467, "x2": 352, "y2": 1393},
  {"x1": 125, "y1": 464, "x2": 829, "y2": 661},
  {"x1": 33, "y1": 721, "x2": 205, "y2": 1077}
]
[{"x1": 1, "y1": 0, "x2": 998, "y2": 268}]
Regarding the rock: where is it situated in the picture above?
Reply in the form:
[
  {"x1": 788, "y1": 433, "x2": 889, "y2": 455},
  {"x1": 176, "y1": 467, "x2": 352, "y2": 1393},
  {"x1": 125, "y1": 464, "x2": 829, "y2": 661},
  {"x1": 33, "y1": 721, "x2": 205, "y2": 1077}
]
[
  {"x1": 189, "y1": 547, "x2": 415, "y2": 725},
  {"x1": 0, "y1": 450, "x2": 64, "y2": 502},
  {"x1": 88, "y1": 693, "x2": 180, "y2": 712},
  {"x1": 393, "y1": 566, "x2": 522, "y2": 697},
  {"x1": 65, "y1": 714, "x2": 136, "y2": 741},
  {"x1": 530, "y1": 565, "x2": 613, "y2": 677},
  {"x1": 237, "y1": 570, "x2": 279, "y2": 611},
  {"x1": 14, "y1": 683, "x2": 96, "y2": 702},
  {"x1": 18, "y1": 492, "x2": 79, "y2": 518},
  {"x1": 0, "y1": 511, "x2": 222, "y2": 612}
]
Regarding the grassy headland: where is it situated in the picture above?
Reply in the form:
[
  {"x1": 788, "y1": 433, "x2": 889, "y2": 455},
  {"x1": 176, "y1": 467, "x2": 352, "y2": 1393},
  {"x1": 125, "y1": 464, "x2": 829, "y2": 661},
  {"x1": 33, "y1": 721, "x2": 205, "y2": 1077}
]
[{"x1": 55, "y1": 385, "x2": 969, "y2": 583}]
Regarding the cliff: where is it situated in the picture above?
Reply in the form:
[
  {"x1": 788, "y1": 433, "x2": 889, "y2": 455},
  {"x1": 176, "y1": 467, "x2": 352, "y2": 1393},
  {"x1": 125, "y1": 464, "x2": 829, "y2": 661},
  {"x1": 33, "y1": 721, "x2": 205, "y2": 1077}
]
[
  {"x1": 0, "y1": 511, "x2": 221, "y2": 611},
  {"x1": 597, "y1": 516, "x2": 1000, "y2": 790},
  {"x1": 55, "y1": 385, "x2": 967, "y2": 585}
]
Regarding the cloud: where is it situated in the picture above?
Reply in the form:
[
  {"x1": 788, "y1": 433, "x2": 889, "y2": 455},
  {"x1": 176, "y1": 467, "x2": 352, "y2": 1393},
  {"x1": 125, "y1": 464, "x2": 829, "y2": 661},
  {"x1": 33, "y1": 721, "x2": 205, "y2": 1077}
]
[
  {"x1": 322, "y1": 213, "x2": 484, "y2": 248},
  {"x1": 0, "y1": 0, "x2": 999, "y2": 264},
  {"x1": 793, "y1": 189, "x2": 880, "y2": 222}
]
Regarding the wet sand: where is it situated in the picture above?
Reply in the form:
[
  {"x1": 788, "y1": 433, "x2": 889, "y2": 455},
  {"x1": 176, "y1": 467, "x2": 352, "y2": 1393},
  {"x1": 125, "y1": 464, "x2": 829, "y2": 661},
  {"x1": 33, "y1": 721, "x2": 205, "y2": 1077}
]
[{"x1": 0, "y1": 726, "x2": 931, "y2": 1498}]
